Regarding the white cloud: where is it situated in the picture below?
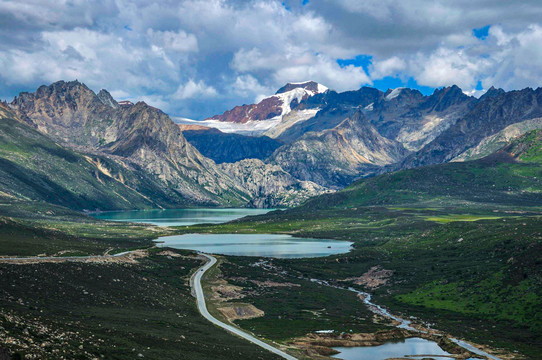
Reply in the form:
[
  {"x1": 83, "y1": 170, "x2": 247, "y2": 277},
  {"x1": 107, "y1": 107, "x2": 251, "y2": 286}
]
[
  {"x1": 1, "y1": 0, "x2": 542, "y2": 119},
  {"x1": 370, "y1": 56, "x2": 406, "y2": 79},
  {"x1": 274, "y1": 54, "x2": 371, "y2": 92},
  {"x1": 410, "y1": 47, "x2": 488, "y2": 90},
  {"x1": 172, "y1": 79, "x2": 217, "y2": 99},
  {"x1": 147, "y1": 29, "x2": 199, "y2": 53},
  {"x1": 232, "y1": 74, "x2": 273, "y2": 101}
]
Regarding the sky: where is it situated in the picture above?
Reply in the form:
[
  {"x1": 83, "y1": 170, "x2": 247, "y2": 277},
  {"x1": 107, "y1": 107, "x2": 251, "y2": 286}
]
[{"x1": 1, "y1": 1, "x2": 542, "y2": 120}]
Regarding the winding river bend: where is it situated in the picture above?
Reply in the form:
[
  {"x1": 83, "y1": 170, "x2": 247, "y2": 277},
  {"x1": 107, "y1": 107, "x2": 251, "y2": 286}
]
[{"x1": 97, "y1": 209, "x2": 501, "y2": 360}]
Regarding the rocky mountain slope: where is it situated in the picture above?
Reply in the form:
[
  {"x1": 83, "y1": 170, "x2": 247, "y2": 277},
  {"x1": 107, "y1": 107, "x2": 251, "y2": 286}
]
[
  {"x1": 6, "y1": 81, "x2": 326, "y2": 209},
  {"x1": 9, "y1": 81, "x2": 253, "y2": 207},
  {"x1": 302, "y1": 128, "x2": 542, "y2": 210},
  {"x1": 269, "y1": 111, "x2": 408, "y2": 187},
  {"x1": 195, "y1": 82, "x2": 542, "y2": 189},
  {"x1": 219, "y1": 159, "x2": 326, "y2": 208},
  {"x1": 254, "y1": 85, "x2": 473, "y2": 187},
  {"x1": 0, "y1": 103, "x2": 191, "y2": 210},
  {"x1": 399, "y1": 87, "x2": 542, "y2": 170}
]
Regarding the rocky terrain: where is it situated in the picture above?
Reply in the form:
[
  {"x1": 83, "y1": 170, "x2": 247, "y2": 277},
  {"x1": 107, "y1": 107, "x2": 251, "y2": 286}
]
[
  {"x1": 398, "y1": 86, "x2": 542, "y2": 170},
  {"x1": 219, "y1": 159, "x2": 325, "y2": 207},
  {"x1": 269, "y1": 111, "x2": 407, "y2": 187},
  {"x1": 10, "y1": 81, "x2": 251, "y2": 207},
  {"x1": 6, "y1": 81, "x2": 324, "y2": 209},
  {"x1": 5, "y1": 79, "x2": 542, "y2": 209},
  {"x1": 192, "y1": 82, "x2": 542, "y2": 189}
]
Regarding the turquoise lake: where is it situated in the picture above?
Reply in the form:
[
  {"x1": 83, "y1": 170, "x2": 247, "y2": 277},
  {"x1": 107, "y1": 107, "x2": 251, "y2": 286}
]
[
  {"x1": 155, "y1": 233, "x2": 352, "y2": 258},
  {"x1": 94, "y1": 208, "x2": 352, "y2": 258},
  {"x1": 93, "y1": 208, "x2": 271, "y2": 227}
]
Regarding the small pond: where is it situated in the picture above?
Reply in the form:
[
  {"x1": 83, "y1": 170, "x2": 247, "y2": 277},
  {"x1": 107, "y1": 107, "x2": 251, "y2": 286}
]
[{"x1": 332, "y1": 337, "x2": 454, "y2": 360}]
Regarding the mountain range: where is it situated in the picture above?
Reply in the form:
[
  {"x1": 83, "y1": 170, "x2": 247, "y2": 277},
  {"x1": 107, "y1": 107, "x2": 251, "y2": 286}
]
[
  {"x1": 2, "y1": 81, "x2": 324, "y2": 210},
  {"x1": 2, "y1": 79, "x2": 542, "y2": 211},
  {"x1": 179, "y1": 81, "x2": 542, "y2": 188}
]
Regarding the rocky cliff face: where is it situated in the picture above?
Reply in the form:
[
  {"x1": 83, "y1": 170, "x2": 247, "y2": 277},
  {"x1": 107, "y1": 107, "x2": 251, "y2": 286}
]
[
  {"x1": 0, "y1": 103, "x2": 196, "y2": 210},
  {"x1": 269, "y1": 111, "x2": 408, "y2": 188},
  {"x1": 219, "y1": 159, "x2": 327, "y2": 208},
  {"x1": 399, "y1": 87, "x2": 542, "y2": 170},
  {"x1": 11, "y1": 81, "x2": 251, "y2": 206}
]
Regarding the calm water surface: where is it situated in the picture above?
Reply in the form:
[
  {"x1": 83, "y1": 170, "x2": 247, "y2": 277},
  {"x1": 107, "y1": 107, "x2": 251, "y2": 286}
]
[
  {"x1": 156, "y1": 234, "x2": 352, "y2": 258},
  {"x1": 93, "y1": 208, "x2": 271, "y2": 227},
  {"x1": 95, "y1": 208, "x2": 352, "y2": 258},
  {"x1": 332, "y1": 338, "x2": 454, "y2": 360}
]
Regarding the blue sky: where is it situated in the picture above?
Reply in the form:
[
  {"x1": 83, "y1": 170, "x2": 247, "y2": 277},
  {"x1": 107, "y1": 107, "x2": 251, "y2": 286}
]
[{"x1": 1, "y1": 1, "x2": 542, "y2": 119}]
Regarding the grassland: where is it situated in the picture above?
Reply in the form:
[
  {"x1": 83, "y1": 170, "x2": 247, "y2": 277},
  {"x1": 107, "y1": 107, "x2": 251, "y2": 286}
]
[
  {"x1": 0, "y1": 248, "x2": 281, "y2": 359},
  {"x1": 0, "y1": 199, "x2": 172, "y2": 256}
]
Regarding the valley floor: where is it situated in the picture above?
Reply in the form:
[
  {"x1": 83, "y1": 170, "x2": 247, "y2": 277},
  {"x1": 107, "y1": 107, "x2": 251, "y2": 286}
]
[
  {"x1": 182, "y1": 204, "x2": 542, "y2": 359},
  {"x1": 1, "y1": 201, "x2": 541, "y2": 359}
]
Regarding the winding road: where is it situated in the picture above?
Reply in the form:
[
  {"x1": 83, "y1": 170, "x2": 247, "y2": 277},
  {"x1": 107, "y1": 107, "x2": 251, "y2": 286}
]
[{"x1": 192, "y1": 253, "x2": 297, "y2": 360}]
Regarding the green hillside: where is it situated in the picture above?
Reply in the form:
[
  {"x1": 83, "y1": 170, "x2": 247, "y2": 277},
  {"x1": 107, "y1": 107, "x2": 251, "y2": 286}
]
[
  {"x1": 303, "y1": 130, "x2": 542, "y2": 210},
  {"x1": 0, "y1": 104, "x2": 196, "y2": 211}
]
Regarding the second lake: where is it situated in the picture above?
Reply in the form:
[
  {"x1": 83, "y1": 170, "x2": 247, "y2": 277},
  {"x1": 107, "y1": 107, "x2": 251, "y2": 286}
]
[{"x1": 155, "y1": 233, "x2": 352, "y2": 258}]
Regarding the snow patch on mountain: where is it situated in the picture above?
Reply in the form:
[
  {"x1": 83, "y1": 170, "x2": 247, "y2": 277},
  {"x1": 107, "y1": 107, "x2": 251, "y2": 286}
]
[
  {"x1": 175, "y1": 117, "x2": 281, "y2": 136},
  {"x1": 192, "y1": 81, "x2": 327, "y2": 135},
  {"x1": 264, "y1": 109, "x2": 320, "y2": 139},
  {"x1": 385, "y1": 88, "x2": 405, "y2": 101},
  {"x1": 275, "y1": 87, "x2": 312, "y2": 116}
]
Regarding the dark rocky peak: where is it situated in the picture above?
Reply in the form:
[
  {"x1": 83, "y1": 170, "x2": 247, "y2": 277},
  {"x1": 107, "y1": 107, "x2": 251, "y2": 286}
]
[
  {"x1": 12, "y1": 80, "x2": 98, "y2": 109},
  {"x1": 275, "y1": 81, "x2": 325, "y2": 95},
  {"x1": 422, "y1": 85, "x2": 473, "y2": 111},
  {"x1": 357, "y1": 86, "x2": 383, "y2": 97},
  {"x1": 479, "y1": 86, "x2": 505, "y2": 102},
  {"x1": 344, "y1": 87, "x2": 383, "y2": 106},
  {"x1": 36, "y1": 80, "x2": 92, "y2": 98},
  {"x1": 383, "y1": 87, "x2": 423, "y2": 102},
  {"x1": 298, "y1": 86, "x2": 383, "y2": 111},
  {"x1": 97, "y1": 89, "x2": 118, "y2": 109}
]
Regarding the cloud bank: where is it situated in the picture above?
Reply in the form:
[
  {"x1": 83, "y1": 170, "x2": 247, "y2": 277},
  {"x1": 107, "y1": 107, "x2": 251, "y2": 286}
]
[{"x1": 1, "y1": 0, "x2": 542, "y2": 119}]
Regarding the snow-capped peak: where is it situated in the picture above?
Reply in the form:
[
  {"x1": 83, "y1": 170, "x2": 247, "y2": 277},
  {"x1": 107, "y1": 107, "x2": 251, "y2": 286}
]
[
  {"x1": 270, "y1": 81, "x2": 328, "y2": 115},
  {"x1": 275, "y1": 81, "x2": 328, "y2": 96},
  {"x1": 286, "y1": 80, "x2": 328, "y2": 93},
  {"x1": 317, "y1": 83, "x2": 329, "y2": 94}
]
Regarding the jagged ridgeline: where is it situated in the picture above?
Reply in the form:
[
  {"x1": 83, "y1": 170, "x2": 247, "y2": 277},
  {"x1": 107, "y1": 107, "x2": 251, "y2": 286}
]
[
  {"x1": 2, "y1": 81, "x2": 324, "y2": 210},
  {"x1": 300, "y1": 128, "x2": 542, "y2": 210},
  {"x1": 189, "y1": 81, "x2": 542, "y2": 189},
  {"x1": 4, "y1": 81, "x2": 252, "y2": 209},
  {"x1": 4, "y1": 80, "x2": 542, "y2": 211}
]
